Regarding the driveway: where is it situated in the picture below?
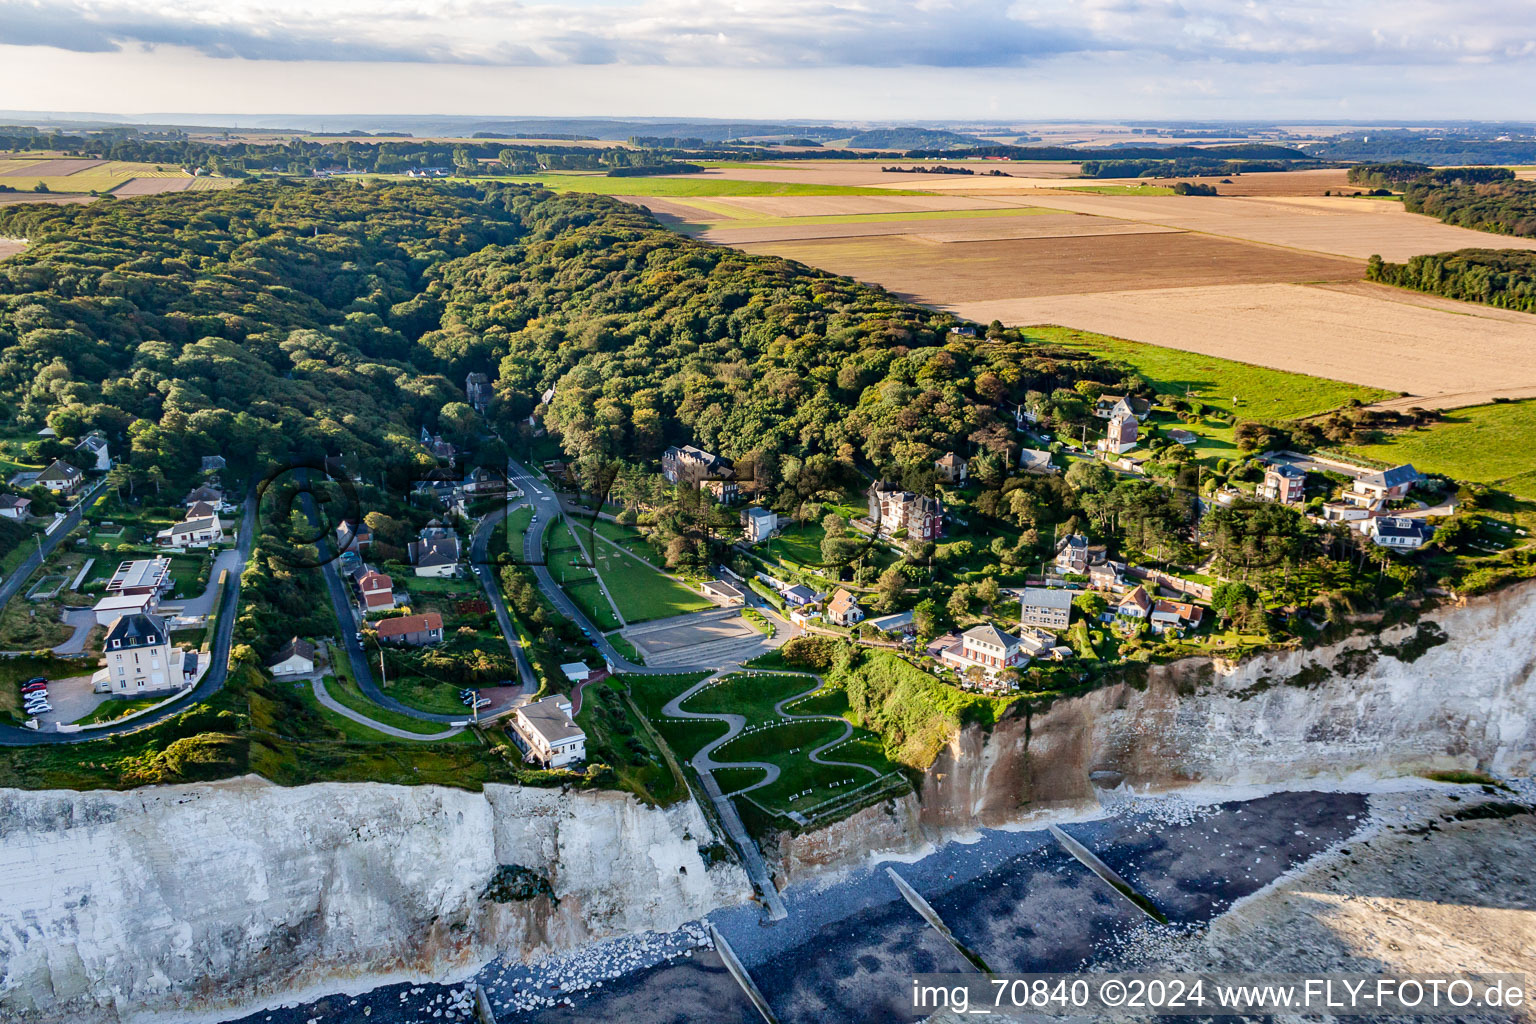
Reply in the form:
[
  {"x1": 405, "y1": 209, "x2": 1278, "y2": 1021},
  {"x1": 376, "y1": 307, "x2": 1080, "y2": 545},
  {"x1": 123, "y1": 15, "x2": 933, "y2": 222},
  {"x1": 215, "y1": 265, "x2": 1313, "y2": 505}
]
[
  {"x1": 51, "y1": 608, "x2": 98, "y2": 655},
  {"x1": 167, "y1": 547, "x2": 246, "y2": 618}
]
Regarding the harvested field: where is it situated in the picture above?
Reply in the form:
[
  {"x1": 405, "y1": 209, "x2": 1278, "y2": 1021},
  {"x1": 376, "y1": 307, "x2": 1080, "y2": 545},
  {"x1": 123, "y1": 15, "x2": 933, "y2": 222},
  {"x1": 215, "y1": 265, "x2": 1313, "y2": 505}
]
[
  {"x1": 952, "y1": 282, "x2": 1536, "y2": 405},
  {"x1": 111, "y1": 177, "x2": 195, "y2": 196},
  {"x1": 184, "y1": 176, "x2": 241, "y2": 191},
  {"x1": 671, "y1": 193, "x2": 1028, "y2": 218},
  {"x1": 1200, "y1": 167, "x2": 1354, "y2": 196},
  {"x1": 0, "y1": 159, "x2": 103, "y2": 177},
  {"x1": 741, "y1": 231, "x2": 1359, "y2": 304},
  {"x1": 685, "y1": 161, "x2": 1081, "y2": 188},
  {"x1": 0, "y1": 239, "x2": 22, "y2": 261},
  {"x1": 0, "y1": 193, "x2": 92, "y2": 207},
  {"x1": 703, "y1": 211, "x2": 1175, "y2": 245},
  {"x1": 1008, "y1": 192, "x2": 1536, "y2": 261}
]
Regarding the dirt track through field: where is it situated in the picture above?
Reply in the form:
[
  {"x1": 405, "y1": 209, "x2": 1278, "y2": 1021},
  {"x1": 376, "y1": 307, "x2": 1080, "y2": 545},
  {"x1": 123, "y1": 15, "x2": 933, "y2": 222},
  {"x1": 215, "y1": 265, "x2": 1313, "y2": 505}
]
[{"x1": 951, "y1": 282, "x2": 1536, "y2": 405}]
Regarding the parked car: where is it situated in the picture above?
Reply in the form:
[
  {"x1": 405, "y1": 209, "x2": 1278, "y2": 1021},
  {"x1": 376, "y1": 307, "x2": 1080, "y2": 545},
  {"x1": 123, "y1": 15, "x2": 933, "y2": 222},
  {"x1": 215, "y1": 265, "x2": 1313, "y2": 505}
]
[
  {"x1": 23, "y1": 676, "x2": 46, "y2": 687},
  {"x1": 354, "y1": 632, "x2": 364, "y2": 643},
  {"x1": 472, "y1": 697, "x2": 492, "y2": 710},
  {"x1": 25, "y1": 702, "x2": 51, "y2": 715},
  {"x1": 21, "y1": 682, "x2": 48, "y2": 694}
]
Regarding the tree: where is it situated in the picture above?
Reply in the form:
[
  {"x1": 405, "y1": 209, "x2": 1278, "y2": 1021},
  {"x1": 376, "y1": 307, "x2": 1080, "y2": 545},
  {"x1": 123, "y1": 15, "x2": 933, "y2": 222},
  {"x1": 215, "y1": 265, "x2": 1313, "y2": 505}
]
[
  {"x1": 874, "y1": 565, "x2": 905, "y2": 612},
  {"x1": 913, "y1": 597, "x2": 942, "y2": 639},
  {"x1": 974, "y1": 577, "x2": 1001, "y2": 608},
  {"x1": 946, "y1": 584, "x2": 971, "y2": 621}
]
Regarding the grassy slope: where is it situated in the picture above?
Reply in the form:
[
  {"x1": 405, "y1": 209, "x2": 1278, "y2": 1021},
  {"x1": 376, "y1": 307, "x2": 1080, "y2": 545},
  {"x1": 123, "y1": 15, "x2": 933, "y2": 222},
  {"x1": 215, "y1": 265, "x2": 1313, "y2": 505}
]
[
  {"x1": 576, "y1": 524, "x2": 713, "y2": 622},
  {"x1": 1032, "y1": 325, "x2": 1393, "y2": 421},
  {"x1": 1346, "y1": 399, "x2": 1536, "y2": 498}
]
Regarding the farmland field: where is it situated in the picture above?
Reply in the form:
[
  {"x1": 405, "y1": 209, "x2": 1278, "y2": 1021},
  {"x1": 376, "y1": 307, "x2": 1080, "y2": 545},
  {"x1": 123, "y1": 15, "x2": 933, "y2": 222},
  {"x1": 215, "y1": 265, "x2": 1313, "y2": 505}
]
[
  {"x1": 1037, "y1": 326, "x2": 1392, "y2": 420},
  {"x1": 505, "y1": 173, "x2": 928, "y2": 198}
]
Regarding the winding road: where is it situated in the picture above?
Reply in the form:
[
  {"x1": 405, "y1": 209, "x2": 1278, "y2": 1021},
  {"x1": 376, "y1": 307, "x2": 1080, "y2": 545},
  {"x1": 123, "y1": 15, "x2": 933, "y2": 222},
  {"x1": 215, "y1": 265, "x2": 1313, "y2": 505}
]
[
  {"x1": 0, "y1": 491, "x2": 258, "y2": 747},
  {"x1": 467, "y1": 498, "x2": 537, "y2": 694}
]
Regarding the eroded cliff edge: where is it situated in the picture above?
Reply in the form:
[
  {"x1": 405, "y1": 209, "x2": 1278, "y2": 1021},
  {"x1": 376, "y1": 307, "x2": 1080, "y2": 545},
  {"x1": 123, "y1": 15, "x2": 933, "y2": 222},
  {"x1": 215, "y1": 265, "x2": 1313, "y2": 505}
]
[
  {"x1": 778, "y1": 579, "x2": 1536, "y2": 879},
  {"x1": 0, "y1": 780, "x2": 749, "y2": 1022}
]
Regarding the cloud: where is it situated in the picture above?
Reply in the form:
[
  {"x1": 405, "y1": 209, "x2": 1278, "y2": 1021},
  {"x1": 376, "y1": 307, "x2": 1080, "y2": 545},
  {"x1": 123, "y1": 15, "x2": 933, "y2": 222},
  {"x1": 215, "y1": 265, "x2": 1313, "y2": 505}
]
[{"x1": 1, "y1": 0, "x2": 1534, "y2": 69}]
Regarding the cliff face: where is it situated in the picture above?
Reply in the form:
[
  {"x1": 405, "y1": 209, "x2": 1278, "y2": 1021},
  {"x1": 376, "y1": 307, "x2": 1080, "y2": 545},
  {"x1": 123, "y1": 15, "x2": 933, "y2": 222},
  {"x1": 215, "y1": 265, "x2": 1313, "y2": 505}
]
[
  {"x1": 0, "y1": 778, "x2": 748, "y2": 1023},
  {"x1": 921, "y1": 579, "x2": 1536, "y2": 829}
]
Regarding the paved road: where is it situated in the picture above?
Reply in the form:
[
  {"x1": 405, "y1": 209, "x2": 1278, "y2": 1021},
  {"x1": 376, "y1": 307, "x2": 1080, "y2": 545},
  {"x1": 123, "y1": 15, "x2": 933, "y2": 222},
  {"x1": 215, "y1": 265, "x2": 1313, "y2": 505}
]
[
  {"x1": 0, "y1": 477, "x2": 109, "y2": 609},
  {"x1": 164, "y1": 545, "x2": 247, "y2": 618},
  {"x1": 467, "y1": 498, "x2": 537, "y2": 694},
  {"x1": 0, "y1": 491, "x2": 257, "y2": 747},
  {"x1": 310, "y1": 675, "x2": 463, "y2": 741}
]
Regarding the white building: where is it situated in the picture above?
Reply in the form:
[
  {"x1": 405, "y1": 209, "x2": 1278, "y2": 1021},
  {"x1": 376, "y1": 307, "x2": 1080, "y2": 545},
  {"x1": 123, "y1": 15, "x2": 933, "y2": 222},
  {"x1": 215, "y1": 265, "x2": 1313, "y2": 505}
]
[
  {"x1": 1019, "y1": 587, "x2": 1074, "y2": 631},
  {"x1": 268, "y1": 637, "x2": 317, "y2": 676},
  {"x1": 92, "y1": 613, "x2": 191, "y2": 696},
  {"x1": 156, "y1": 515, "x2": 224, "y2": 549},
  {"x1": 92, "y1": 592, "x2": 158, "y2": 626},
  {"x1": 512, "y1": 695, "x2": 587, "y2": 768},
  {"x1": 75, "y1": 432, "x2": 110, "y2": 471},
  {"x1": 937, "y1": 624, "x2": 1028, "y2": 678},
  {"x1": 741, "y1": 506, "x2": 778, "y2": 544},
  {"x1": 1362, "y1": 516, "x2": 1432, "y2": 550},
  {"x1": 826, "y1": 588, "x2": 864, "y2": 627}
]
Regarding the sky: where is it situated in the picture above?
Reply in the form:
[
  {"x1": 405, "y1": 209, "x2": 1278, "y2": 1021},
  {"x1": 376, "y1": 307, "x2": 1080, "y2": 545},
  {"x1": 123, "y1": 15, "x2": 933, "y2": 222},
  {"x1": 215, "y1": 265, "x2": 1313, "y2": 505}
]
[{"x1": 1, "y1": 0, "x2": 1534, "y2": 121}]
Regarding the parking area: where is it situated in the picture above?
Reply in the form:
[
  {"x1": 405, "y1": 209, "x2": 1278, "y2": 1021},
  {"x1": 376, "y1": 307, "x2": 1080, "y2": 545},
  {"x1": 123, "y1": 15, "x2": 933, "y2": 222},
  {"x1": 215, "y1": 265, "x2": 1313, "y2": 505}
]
[
  {"x1": 627, "y1": 615, "x2": 757, "y2": 657},
  {"x1": 25, "y1": 674, "x2": 110, "y2": 726}
]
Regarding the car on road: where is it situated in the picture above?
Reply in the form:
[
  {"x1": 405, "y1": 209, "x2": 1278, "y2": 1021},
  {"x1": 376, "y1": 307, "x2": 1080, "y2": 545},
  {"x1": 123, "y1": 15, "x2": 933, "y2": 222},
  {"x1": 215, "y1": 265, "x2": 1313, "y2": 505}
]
[
  {"x1": 472, "y1": 566, "x2": 483, "y2": 576},
  {"x1": 354, "y1": 632, "x2": 364, "y2": 643},
  {"x1": 530, "y1": 514, "x2": 538, "y2": 523}
]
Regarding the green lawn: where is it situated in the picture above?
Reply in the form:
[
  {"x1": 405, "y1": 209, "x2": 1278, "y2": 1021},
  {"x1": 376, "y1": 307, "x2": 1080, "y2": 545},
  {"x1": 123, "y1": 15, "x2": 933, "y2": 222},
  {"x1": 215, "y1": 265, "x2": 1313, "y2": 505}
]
[
  {"x1": 592, "y1": 518, "x2": 658, "y2": 559},
  {"x1": 575, "y1": 679, "x2": 685, "y2": 806},
  {"x1": 491, "y1": 505, "x2": 533, "y2": 564},
  {"x1": 71, "y1": 697, "x2": 159, "y2": 725},
  {"x1": 547, "y1": 521, "x2": 623, "y2": 630},
  {"x1": 1345, "y1": 400, "x2": 1536, "y2": 499},
  {"x1": 681, "y1": 672, "x2": 812, "y2": 719},
  {"x1": 381, "y1": 675, "x2": 471, "y2": 716},
  {"x1": 1034, "y1": 326, "x2": 1392, "y2": 422},
  {"x1": 286, "y1": 679, "x2": 474, "y2": 744},
  {"x1": 766, "y1": 522, "x2": 828, "y2": 565},
  {"x1": 714, "y1": 718, "x2": 881, "y2": 815},
  {"x1": 321, "y1": 672, "x2": 458, "y2": 735},
  {"x1": 581, "y1": 528, "x2": 713, "y2": 622}
]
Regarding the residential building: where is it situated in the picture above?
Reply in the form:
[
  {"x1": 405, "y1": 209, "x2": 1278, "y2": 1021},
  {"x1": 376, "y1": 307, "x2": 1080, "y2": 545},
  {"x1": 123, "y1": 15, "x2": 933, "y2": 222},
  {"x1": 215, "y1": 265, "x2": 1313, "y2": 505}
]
[
  {"x1": 511, "y1": 695, "x2": 586, "y2": 768},
  {"x1": 1150, "y1": 600, "x2": 1204, "y2": 635},
  {"x1": 337, "y1": 519, "x2": 372, "y2": 552},
  {"x1": 701, "y1": 479, "x2": 740, "y2": 505},
  {"x1": 741, "y1": 506, "x2": 778, "y2": 543},
  {"x1": 200, "y1": 455, "x2": 226, "y2": 474},
  {"x1": 1319, "y1": 502, "x2": 1370, "y2": 523},
  {"x1": 781, "y1": 584, "x2": 818, "y2": 607},
  {"x1": 1019, "y1": 587, "x2": 1074, "y2": 631},
  {"x1": 1167, "y1": 428, "x2": 1199, "y2": 446},
  {"x1": 661, "y1": 445, "x2": 734, "y2": 488},
  {"x1": 1054, "y1": 534, "x2": 1105, "y2": 574},
  {"x1": 75, "y1": 432, "x2": 110, "y2": 471},
  {"x1": 1362, "y1": 516, "x2": 1433, "y2": 550},
  {"x1": 1019, "y1": 448, "x2": 1057, "y2": 475},
  {"x1": 935, "y1": 452, "x2": 968, "y2": 485},
  {"x1": 92, "y1": 592, "x2": 158, "y2": 626},
  {"x1": 182, "y1": 484, "x2": 223, "y2": 507},
  {"x1": 1096, "y1": 413, "x2": 1139, "y2": 456},
  {"x1": 93, "y1": 613, "x2": 189, "y2": 696},
  {"x1": 937, "y1": 624, "x2": 1028, "y2": 678},
  {"x1": 0, "y1": 494, "x2": 31, "y2": 519},
  {"x1": 1087, "y1": 561, "x2": 1125, "y2": 592},
  {"x1": 866, "y1": 610, "x2": 915, "y2": 635},
  {"x1": 375, "y1": 612, "x2": 444, "y2": 645},
  {"x1": 155, "y1": 514, "x2": 224, "y2": 549},
  {"x1": 465, "y1": 371, "x2": 493, "y2": 413},
  {"x1": 268, "y1": 637, "x2": 317, "y2": 676},
  {"x1": 36, "y1": 460, "x2": 83, "y2": 495},
  {"x1": 1348, "y1": 464, "x2": 1420, "y2": 508},
  {"x1": 1261, "y1": 463, "x2": 1307, "y2": 505},
  {"x1": 1093, "y1": 395, "x2": 1152, "y2": 421},
  {"x1": 356, "y1": 570, "x2": 397, "y2": 611},
  {"x1": 701, "y1": 579, "x2": 745, "y2": 606},
  {"x1": 186, "y1": 500, "x2": 218, "y2": 519},
  {"x1": 826, "y1": 588, "x2": 864, "y2": 627},
  {"x1": 948, "y1": 324, "x2": 977, "y2": 338},
  {"x1": 867, "y1": 481, "x2": 943, "y2": 542},
  {"x1": 106, "y1": 558, "x2": 172, "y2": 596},
  {"x1": 561, "y1": 663, "x2": 593, "y2": 685},
  {"x1": 1116, "y1": 586, "x2": 1153, "y2": 620},
  {"x1": 409, "y1": 521, "x2": 462, "y2": 577}
]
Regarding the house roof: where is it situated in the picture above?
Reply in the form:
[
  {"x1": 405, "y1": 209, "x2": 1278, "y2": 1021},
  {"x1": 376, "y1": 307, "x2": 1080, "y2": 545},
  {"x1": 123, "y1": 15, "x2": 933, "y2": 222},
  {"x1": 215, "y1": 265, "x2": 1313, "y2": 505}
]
[
  {"x1": 1371, "y1": 516, "x2": 1430, "y2": 538},
  {"x1": 1358, "y1": 464, "x2": 1419, "y2": 490},
  {"x1": 93, "y1": 593, "x2": 154, "y2": 612},
  {"x1": 519, "y1": 695, "x2": 584, "y2": 745},
  {"x1": 744, "y1": 506, "x2": 775, "y2": 521},
  {"x1": 1020, "y1": 448, "x2": 1053, "y2": 470},
  {"x1": 105, "y1": 612, "x2": 166, "y2": 647},
  {"x1": 183, "y1": 485, "x2": 222, "y2": 504},
  {"x1": 1153, "y1": 600, "x2": 1203, "y2": 623},
  {"x1": 827, "y1": 588, "x2": 859, "y2": 616},
  {"x1": 560, "y1": 662, "x2": 591, "y2": 681},
  {"x1": 76, "y1": 434, "x2": 108, "y2": 454},
  {"x1": 936, "y1": 452, "x2": 965, "y2": 468},
  {"x1": 107, "y1": 558, "x2": 170, "y2": 592},
  {"x1": 867, "y1": 610, "x2": 914, "y2": 631},
  {"x1": 703, "y1": 579, "x2": 744, "y2": 600},
  {"x1": 375, "y1": 612, "x2": 443, "y2": 638},
  {"x1": 1120, "y1": 586, "x2": 1152, "y2": 612},
  {"x1": 416, "y1": 540, "x2": 459, "y2": 568},
  {"x1": 1167, "y1": 428, "x2": 1198, "y2": 444},
  {"x1": 0, "y1": 494, "x2": 30, "y2": 510},
  {"x1": 357, "y1": 570, "x2": 392, "y2": 592},
  {"x1": 1267, "y1": 463, "x2": 1306, "y2": 479},
  {"x1": 36, "y1": 460, "x2": 81, "y2": 484},
  {"x1": 783, "y1": 584, "x2": 817, "y2": 603},
  {"x1": 1021, "y1": 587, "x2": 1075, "y2": 610},
  {"x1": 271, "y1": 636, "x2": 316, "y2": 665},
  {"x1": 962, "y1": 623, "x2": 1024, "y2": 652},
  {"x1": 187, "y1": 500, "x2": 218, "y2": 518}
]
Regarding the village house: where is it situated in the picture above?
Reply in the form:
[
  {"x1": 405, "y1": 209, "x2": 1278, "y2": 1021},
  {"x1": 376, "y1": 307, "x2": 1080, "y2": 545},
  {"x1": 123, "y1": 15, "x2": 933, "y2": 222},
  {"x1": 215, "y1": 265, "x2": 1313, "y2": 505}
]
[
  {"x1": 826, "y1": 588, "x2": 864, "y2": 627},
  {"x1": 75, "y1": 432, "x2": 110, "y2": 471},
  {"x1": 1361, "y1": 516, "x2": 1433, "y2": 550},
  {"x1": 92, "y1": 592, "x2": 159, "y2": 626},
  {"x1": 1150, "y1": 600, "x2": 1204, "y2": 635},
  {"x1": 561, "y1": 663, "x2": 593, "y2": 685},
  {"x1": 935, "y1": 452, "x2": 968, "y2": 485},
  {"x1": 182, "y1": 484, "x2": 223, "y2": 508},
  {"x1": 1346, "y1": 464, "x2": 1419, "y2": 509},
  {"x1": 186, "y1": 500, "x2": 218, "y2": 519},
  {"x1": 741, "y1": 506, "x2": 778, "y2": 543},
  {"x1": 781, "y1": 584, "x2": 818, "y2": 608},
  {"x1": 419, "y1": 427, "x2": 458, "y2": 466},
  {"x1": 701, "y1": 579, "x2": 746, "y2": 606},
  {"x1": 867, "y1": 481, "x2": 943, "y2": 542},
  {"x1": 355, "y1": 569, "x2": 397, "y2": 611},
  {"x1": 374, "y1": 612, "x2": 444, "y2": 645},
  {"x1": 948, "y1": 324, "x2": 977, "y2": 338},
  {"x1": 268, "y1": 637, "x2": 317, "y2": 677},
  {"x1": 92, "y1": 613, "x2": 192, "y2": 696},
  {"x1": 1093, "y1": 394, "x2": 1152, "y2": 421},
  {"x1": 1096, "y1": 413, "x2": 1139, "y2": 456},
  {"x1": 935, "y1": 624, "x2": 1028, "y2": 679},
  {"x1": 701, "y1": 479, "x2": 740, "y2": 505},
  {"x1": 1088, "y1": 560, "x2": 1126, "y2": 592},
  {"x1": 337, "y1": 519, "x2": 372, "y2": 553},
  {"x1": 1318, "y1": 502, "x2": 1370, "y2": 524},
  {"x1": 1018, "y1": 448, "x2": 1058, "y2": 475},
  {"x1": 409, "y1": 521, "x2": 461, "y2": 577},
  {"x1": 1019, "y1": 587, "x2": 1074, "y2": 631},
  {"x1": 1116, "y1": 585, "x2": 1153, "y2": 621},
  {"x1": 1054, "y1": 534, "x2": 1106, "y2": 575},
  {"x1": 465, "y1": 371, "x2": 493, "y2": 413},
  {"x1": 106, "y1": 558, "x2": 172, "y2": 596},
  {"x1": 661, "y1": 444, "x2": 734, "y2": 488},
  {"x1": 35, "y1": 460, "x2": 83, "y2": 495},
  {"x1": 866, "y1": 610, "x2": 916, "y2": 636},
  {"x1": 0, "y1": 494, "x2": 31, "y2": 519},
  {"x1": 155, "y1": 512, "x2": 224, "y2": 549},
  {"x1": 1166, "y1": 428, "x2": 1199, "y2": 446},
  {"x1": 511, "y1": 695, "x2": 586, "y2": 768},
  {"x1": 1261, "y1": 463, "x2": 1307, "y2": 505}
]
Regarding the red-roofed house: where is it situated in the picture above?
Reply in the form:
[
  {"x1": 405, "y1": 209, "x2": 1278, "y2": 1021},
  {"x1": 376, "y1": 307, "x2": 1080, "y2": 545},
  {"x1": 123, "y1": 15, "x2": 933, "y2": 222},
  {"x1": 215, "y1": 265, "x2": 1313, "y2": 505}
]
[
  {"x1": 375, "y1": 612, "x2": 444, "y2": 645},
  {"x1": 356, "y1": 570, "x2": 396, "y2": 611}
]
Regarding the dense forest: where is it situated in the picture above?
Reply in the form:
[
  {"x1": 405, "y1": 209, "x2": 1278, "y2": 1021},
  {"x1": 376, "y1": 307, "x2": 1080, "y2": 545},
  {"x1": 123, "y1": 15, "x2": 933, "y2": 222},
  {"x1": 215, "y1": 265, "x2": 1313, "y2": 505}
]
[
  {"x1": 1367, "y1": 249, "x2": 1536, "y2": 313},
  {"x1": 1304, "y1": 131, "x2": 1536, "y2": 165},
  {"x1": 1402, "y1": 178, "x2": 1536, "y2": 239},
  {"x1": 1079, "y1": 158, "x2": 1310, "y2": 178}
]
